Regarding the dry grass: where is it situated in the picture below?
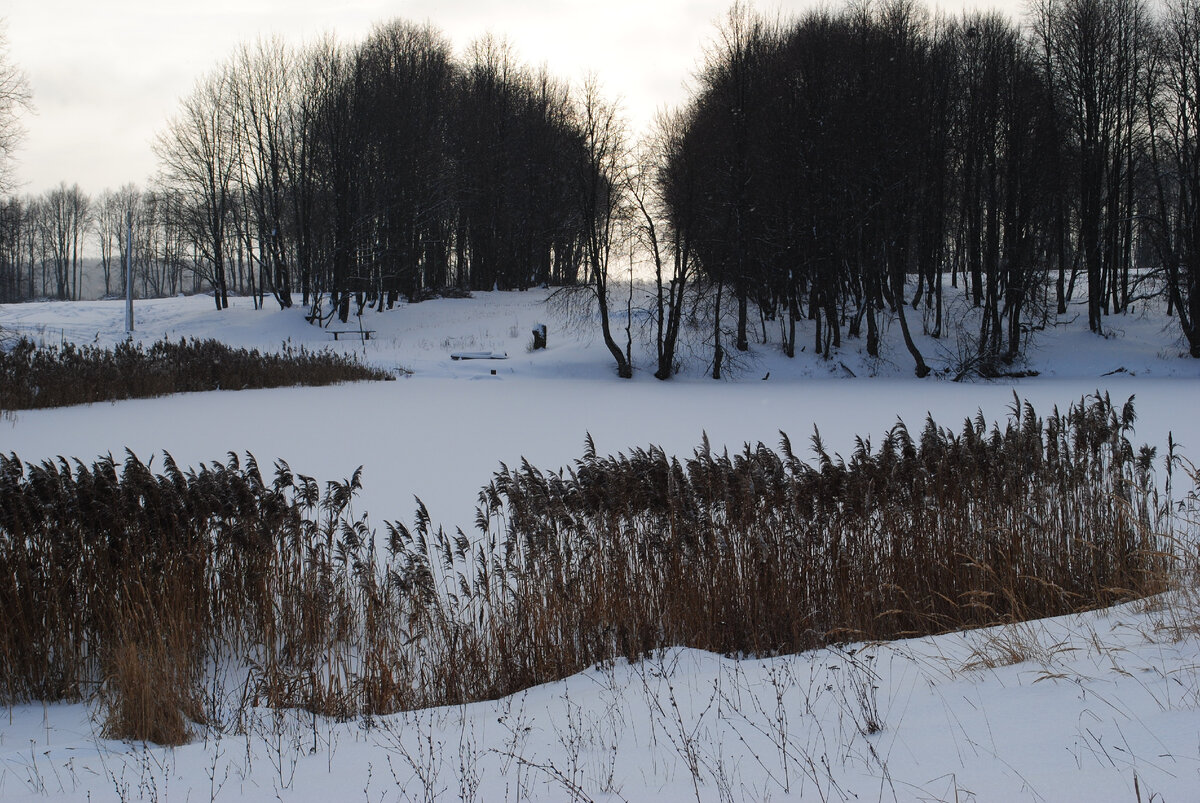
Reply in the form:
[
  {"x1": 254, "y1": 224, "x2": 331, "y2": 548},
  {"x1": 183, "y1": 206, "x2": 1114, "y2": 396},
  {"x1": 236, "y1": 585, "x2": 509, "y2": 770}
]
[
  {"x1": 0, "y1": 336, "x2": 394, "y2": 411},
  {"x1": 99, "y1": 623, "x2": 202, "y2": 745},
  {"x1": 1142, "y1": 467, "x2": 1200, "y2": 644},
  {"x1": 0, "y1": 392, "x2": 1185, "y2": 744},
  {"x1": 467, "y1": 392, "x2": 1170, "y2": 693},
  {"x1": 960, "y1": 620, "x2": 1078, "y2": 670}
]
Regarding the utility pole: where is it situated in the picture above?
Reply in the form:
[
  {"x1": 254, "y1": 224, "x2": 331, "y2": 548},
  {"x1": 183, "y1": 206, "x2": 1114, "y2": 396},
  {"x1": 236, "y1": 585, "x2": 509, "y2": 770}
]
[{"x1": 125, "y1": 210, "x2": 134, "y2": 333}]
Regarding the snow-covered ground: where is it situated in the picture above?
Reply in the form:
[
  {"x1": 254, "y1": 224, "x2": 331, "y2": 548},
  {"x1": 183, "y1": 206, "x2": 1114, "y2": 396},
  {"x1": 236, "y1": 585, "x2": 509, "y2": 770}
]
[{"x1": 1, "y1": 289, "x2": 1199, "y2": 801}]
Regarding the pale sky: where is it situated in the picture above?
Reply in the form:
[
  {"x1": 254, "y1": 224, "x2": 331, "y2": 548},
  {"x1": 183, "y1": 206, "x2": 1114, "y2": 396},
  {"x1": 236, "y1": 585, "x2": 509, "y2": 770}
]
[{"x1": 5, "y1": 0, "x2": 1017, "y2": 198}]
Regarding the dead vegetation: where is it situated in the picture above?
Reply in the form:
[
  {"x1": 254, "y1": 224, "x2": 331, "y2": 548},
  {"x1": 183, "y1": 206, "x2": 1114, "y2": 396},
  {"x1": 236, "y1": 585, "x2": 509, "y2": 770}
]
[
  {"x1": 0, "y1": 393, "x2": 1183, "y2": 743},
  {"x1": 0, "y1": 336, "x2": 394, "y2": 411},
  {"x1": 471, "y1": 392, "x2": 1171, "y2": 689}
]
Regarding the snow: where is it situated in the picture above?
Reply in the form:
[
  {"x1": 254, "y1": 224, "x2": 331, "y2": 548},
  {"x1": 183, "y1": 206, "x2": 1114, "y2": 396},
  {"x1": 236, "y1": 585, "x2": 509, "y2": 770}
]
[{"x1": 2, "y1": 288, "x2": 1199, "y2": 801}]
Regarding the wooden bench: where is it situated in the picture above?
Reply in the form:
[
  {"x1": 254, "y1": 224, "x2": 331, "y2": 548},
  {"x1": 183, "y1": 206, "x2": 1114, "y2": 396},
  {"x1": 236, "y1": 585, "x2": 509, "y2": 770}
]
[
  {"x1": 450, "y1": 351, "x2": 508, "y2": 360},
  {"x1": 328, "y1": 329, "x2": 376, "y2": 341}
]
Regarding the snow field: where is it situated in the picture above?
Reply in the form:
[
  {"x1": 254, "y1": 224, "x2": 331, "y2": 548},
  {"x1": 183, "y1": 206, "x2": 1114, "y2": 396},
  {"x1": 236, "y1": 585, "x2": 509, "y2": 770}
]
[{"x1": 1, "y1": 289, "x2": 1199, "y2": 800}]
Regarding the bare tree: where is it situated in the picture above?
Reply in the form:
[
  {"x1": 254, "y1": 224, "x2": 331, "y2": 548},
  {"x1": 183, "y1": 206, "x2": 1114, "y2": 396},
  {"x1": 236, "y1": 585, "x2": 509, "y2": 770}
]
[
  {"x1": 0, "y1": 196, "x2": 30, "y2": 301},
  {"x1": 1, "y1": 21, "x2": 32, "y2": 308},
  {"x1": 574, "y1": 75, "x2": 632, "y2": 378},
  {"x1": 114, "y1": 184, "x2": 143, "y2": 298},
  {"x1": 0, "y1": 21, "x2": 31, "y2": 195},
  {"x1": 1035, "y1": 0, "x2": 1152, "y2": 334},
  {"x1": 94, "y1": 190, "x2": 121, "y2": 297},
  {"x1": 40, "y1": 183, "x2": 90, "y2": 300},
  {"x1": 308, "y1": 37, "x2": 358, "y2": 322},
  {"x1": 155, "y1": 66, "x2": 239, "y2": 310},
  {"x1": 1147, "y1": 0, "x2": 1200, "y2": 355},
  {"x1": 635, "y1": 112, "x2": 697, "y2": 380},
  {"x1": 229, "y1": 37, "x2": 298, "y2": 310}
]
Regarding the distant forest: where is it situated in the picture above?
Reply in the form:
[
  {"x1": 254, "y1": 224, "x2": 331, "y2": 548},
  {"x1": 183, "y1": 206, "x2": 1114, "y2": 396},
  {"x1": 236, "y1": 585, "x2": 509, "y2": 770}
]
[{"x1": 3, "y1": 0, "x2": 1200, "y2": 378}]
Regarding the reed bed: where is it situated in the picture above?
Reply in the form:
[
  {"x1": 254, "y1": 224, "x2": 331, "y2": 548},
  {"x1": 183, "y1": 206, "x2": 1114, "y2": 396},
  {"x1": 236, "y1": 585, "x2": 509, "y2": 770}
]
[
  {"x1": 469, "y1": 392, "x2": 1171, "y2": 689},
  {"x1": 0, "y1": 336, "x2": 394, "y2": 411},
  {"x1": 0, "y1": 393, "x2": 1179, "y2": 743},
  {"x1": 0, "y1": 451, "x2": 426, "y2": 738}
]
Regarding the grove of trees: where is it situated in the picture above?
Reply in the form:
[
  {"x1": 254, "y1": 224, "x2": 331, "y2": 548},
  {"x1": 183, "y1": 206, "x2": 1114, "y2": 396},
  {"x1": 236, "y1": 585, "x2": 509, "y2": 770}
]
[
  {"x1": 152, "y1": 25, "x2": 609, "y2": 321},
  {"x1": 657, "y1": 0, "x2": 1200, "y2": 377},
  {"x1": 5, "y1": 0, "x2": 1200, "y2": 374}
]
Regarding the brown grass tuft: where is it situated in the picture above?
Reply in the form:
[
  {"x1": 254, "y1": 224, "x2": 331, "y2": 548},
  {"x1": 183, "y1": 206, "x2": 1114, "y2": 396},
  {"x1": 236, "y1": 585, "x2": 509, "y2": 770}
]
[{"x1": 99, "y1": 627, "x2": 199, "y2": 746}]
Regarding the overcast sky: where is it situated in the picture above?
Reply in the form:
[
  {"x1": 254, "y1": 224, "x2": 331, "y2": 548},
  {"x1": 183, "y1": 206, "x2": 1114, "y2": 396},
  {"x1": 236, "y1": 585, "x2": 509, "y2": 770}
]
[{"x1": 5, "y1": 0, "x2": 1017, "y2": 198}]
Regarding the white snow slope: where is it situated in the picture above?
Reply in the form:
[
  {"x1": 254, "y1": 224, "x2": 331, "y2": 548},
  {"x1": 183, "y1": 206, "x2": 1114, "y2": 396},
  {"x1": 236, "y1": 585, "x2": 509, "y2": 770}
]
[{"x1": 1, "y1": 289, "x2": 1198, "y2": 802}]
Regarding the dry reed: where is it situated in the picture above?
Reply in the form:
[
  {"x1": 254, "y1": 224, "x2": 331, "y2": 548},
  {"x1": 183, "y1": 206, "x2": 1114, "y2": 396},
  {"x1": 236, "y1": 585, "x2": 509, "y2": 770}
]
[
  {"x1": 0, "y1": 392, "x2": 1181, "y2": 743},
  {"x1": 0, "y1": 336, "x2": 394, "y2": 411},
  {"x1": 469, "y1": 392, "x2": 1171, "y2": 691}
]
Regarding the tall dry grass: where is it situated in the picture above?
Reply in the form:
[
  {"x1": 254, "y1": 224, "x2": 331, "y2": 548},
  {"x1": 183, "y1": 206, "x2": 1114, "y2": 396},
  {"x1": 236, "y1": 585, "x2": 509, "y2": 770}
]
[
  {"x1": 0, "y1": 393, "x2": 1180, "y2": 742},
  {"x1": 468, "y1": 392, "x2": 1170, "y2": 691},
  {"x1": 0, "y1": 451, "x2": 411, "y2": 735},
  {"x1": 0, "y1": 336, "x2": 394, "y2": 411}
]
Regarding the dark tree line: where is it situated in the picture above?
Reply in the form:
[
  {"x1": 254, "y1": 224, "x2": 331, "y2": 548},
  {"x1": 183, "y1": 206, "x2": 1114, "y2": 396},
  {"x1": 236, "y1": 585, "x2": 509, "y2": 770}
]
[
  {"x1": 152, "y1": 23, "x2": 612, "y2": 323},
  {"x1": 8, "y1": 3, "x2": 1200, "y2": 373},
  {"x1": 142, "y1": 1, "x2": 1200, "y2": 369},
  {"x1": 1, "y1": 186, "x2": 90, "y2": 302},
  {"x1": 654, "y1": 0, "x2": 1200, "y2": 377},
  {"x1": 0, "y1": 186, "x2": 203, "y2": 304}
]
